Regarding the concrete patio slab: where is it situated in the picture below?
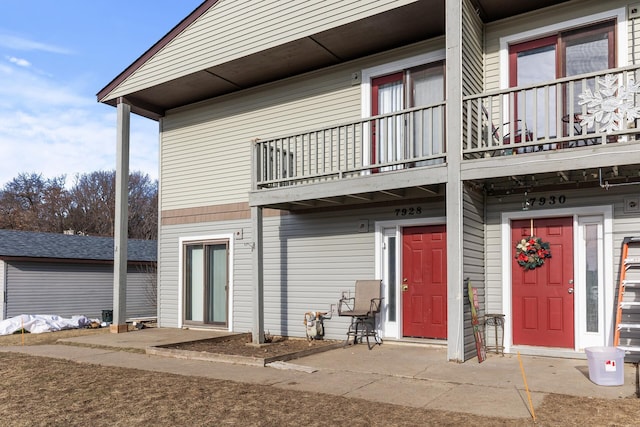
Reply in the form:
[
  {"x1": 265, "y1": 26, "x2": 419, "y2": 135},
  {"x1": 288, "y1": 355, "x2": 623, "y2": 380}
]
[
  {"x1": 425, "y1": 383, "x2": 545, "y2": 419},
  {"x1": 343, "y1": 375, "x2": 456, "y2": 408}
]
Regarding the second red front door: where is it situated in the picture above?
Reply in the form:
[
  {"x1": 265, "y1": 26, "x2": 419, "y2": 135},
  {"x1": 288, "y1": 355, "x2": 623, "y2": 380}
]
[{"x1": 511, "y1": 217, "x2": 574, "y2": 348}]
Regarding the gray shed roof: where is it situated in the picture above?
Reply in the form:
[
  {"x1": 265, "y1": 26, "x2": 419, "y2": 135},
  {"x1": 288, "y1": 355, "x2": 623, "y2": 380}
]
[{"x1": 0, "y1": 229, "x2": 156, "y2": 262}]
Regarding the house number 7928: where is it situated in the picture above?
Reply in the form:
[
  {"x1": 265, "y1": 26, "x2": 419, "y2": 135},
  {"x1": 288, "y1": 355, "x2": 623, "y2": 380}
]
[{"x1": 395, "y1": 207, "x2": 422, "y2": 216}]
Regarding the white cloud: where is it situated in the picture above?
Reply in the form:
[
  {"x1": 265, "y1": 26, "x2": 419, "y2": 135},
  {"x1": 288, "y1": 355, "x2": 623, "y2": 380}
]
[
  {"x1": 0, "y1": 33, "x2": 73, "y2": 54},
  {"x1": 7, "y1": 56, "x2": 31, "y2": 68},
  {"x1": 0, "y1": 57, "x2": 158, "y2": 188},
  {"x1": 0, "y1": 63, "x2": 89, "y2": 107},
  {"x1": 0, "y1": 106, "x2": 158, "y2": 187}
]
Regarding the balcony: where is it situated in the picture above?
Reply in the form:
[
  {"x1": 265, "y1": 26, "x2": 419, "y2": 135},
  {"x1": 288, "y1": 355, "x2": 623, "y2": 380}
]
[
  {"x1": 462, "y1": 65, "x2": 640, "y2": 163},
  {"x1": 250, "y1": 66, "x2": 640, "y2": 208},
  {"x1": 253, "y1": 102, "x2": 446, "y2": 199}
]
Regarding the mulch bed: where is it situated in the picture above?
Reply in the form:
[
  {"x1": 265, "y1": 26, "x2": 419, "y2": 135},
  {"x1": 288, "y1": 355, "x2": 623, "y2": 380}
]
[{"x1": 153, "y1": 333, "x2": 341, "y2": 364}]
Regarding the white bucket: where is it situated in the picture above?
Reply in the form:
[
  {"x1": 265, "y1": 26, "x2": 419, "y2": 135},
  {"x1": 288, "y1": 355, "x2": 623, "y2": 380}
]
[{"x1": 585, "y1": 347, "x2": 625, "y2": 386}]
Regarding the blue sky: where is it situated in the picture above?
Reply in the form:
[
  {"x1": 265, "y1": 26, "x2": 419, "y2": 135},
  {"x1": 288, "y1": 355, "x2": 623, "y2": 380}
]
[{"x1": 0, "y1": 1, "x2": 203, "y2": 187}]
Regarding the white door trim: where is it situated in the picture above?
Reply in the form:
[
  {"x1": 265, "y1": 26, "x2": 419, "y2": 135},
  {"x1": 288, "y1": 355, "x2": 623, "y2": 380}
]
[
  {"x1": 500, "y1": 205, "x2": 613, "y2": 354},
  {"x1": 375, "y1": 216, "x2": 447, "y2": 339},
  {"x1": 576, "y1": 215, "x2": 606, "y2": 349}
]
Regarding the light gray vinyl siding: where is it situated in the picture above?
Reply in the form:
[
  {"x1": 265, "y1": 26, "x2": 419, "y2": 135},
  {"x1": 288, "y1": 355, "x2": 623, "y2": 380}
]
[
  {"x1": 105, "y1": 0, "x2": 420, "y2": 100},
  {"x1": 484, "y1": 0, "x2": 629, "y2": 93},
  {"x1": 462, "y1": 0, "x2": 484, "y2": 97},
  {"x1": 126, "y1": 266, "x2": 157, "y2": 320},
  {"x1": 263, "y1": 212, "x2": 374, "y2": 339},
  {"x1": 462, "y1": 184, "x2": 486, "y2": 360},
  {"x1": 264, "y1": 202, "x2": 446, "y2": 340},
  {"x1": 4, "y1": 262, "x2": 155, "y2": 320},
  {"x1": 484, "y1": 186, "x2": 640, "y2": 321},
  {"x1": 460, "y1": 0, "x2": 485, "y2": 360},
  {"x1": 630, "y1": 7, "x2": 640, "y2": 63},
  {"x1": 160, "y1": 200, "x2": 445, "y2": 340},
  {"x1": 159, "y1": 39, "x2": 445, "y2": 210},
  {"x1": 158, "y1": 219, "x2": 253, "y2": 330}
]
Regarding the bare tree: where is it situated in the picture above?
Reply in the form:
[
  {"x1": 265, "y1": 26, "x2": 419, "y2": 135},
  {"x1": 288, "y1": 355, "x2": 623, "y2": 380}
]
[
  {"x1": 67, "y1": 171, "x2": 116, "y2": 236},
  {"x1": 0, "y1": 170, "x2": 157, "y2": 240},
  {"x1": 66, "y1": 170, "x2": 158, "y2": 239},
  {"x1": 42, "y1": 177, "x2": 71, "y2": 233},
  {"x1": 0, "y1": 173, "x2": 69, "y2": 232},
  {"x1": 127, "y1": 172, "x2": 158, "y2": 240}
]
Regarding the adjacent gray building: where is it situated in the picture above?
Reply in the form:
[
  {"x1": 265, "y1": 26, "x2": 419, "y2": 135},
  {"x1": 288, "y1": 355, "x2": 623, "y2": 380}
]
[{"x1": 0, "y1": 229, "x2": 156, "y2": 321}]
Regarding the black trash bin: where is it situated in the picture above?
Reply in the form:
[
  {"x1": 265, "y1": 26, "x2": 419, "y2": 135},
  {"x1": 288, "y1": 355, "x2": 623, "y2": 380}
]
[{"x1": 102, "y1": 310, "x2": 113, "y2": 323}]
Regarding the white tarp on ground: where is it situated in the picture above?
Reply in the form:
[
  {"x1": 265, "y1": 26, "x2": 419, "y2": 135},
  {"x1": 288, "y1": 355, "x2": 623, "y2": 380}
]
[{"x1": 0, "y1": 314, "x2": 93, "y2": 336}]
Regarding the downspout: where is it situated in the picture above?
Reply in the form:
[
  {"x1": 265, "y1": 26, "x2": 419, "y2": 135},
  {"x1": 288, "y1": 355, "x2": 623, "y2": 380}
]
[{"x1": 483, "y1": 187, "x2": 488, "y2": 306}]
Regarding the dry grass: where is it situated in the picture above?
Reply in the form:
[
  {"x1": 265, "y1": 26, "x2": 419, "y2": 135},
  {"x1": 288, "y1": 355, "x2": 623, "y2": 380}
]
[
  {"x1": 0, "y1": 327, "x2": 109, "y2": 346},
  {"x1": 1, "y1": 329, "x2": 639, "y2": 426},
  {"x1": 0, "y1": 352, "x2": 516, "y2": 426}
]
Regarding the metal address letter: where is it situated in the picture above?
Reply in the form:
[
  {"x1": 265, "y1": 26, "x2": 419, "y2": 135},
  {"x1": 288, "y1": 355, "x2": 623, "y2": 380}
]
[{"x1": 395, "y1": 207, "x2": 423, "y2": 216}]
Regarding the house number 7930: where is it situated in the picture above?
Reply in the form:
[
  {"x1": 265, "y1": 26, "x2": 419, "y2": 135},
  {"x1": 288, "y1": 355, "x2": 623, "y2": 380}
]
[
  {"x1": 527, "y1": 195, "x2": 567, "y2": 207},
  {"x1": 395, "y1": 207, "x2": 422, "y2": 216}
]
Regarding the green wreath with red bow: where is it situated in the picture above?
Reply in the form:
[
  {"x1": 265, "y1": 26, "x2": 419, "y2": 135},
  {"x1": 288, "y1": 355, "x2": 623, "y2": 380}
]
[{"x1": 515, "y1": 236, "x2": 551, "y2": 270}]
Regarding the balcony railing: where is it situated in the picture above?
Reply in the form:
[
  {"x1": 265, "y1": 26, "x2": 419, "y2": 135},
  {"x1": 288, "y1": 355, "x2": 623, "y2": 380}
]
[
  {"x1": 462, "y1": 65, "x2": 640, "y2": 159},
  {"x1": 254, "y1": 102, "x2": 446, "y2": 189},
  {"x1": 253, "y1": 66, "x2": 640, "y2": 191}
]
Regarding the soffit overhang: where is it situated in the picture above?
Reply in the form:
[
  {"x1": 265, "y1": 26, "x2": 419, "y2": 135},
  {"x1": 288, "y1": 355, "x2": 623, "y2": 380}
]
[{"x1": 98, "y1": 0, "x2": 569, "y2": 120}]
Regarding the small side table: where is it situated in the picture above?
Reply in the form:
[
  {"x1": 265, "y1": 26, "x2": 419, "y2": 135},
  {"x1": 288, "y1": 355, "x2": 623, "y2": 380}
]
[{"x1": 484, "y1": 314, "x2": 505, "y2": 356}]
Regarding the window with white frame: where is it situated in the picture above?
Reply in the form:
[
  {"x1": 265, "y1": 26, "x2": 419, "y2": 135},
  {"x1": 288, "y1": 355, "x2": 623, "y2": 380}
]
[{"x1": 361, "y1": 50, "x2": 446, "y2": 169}]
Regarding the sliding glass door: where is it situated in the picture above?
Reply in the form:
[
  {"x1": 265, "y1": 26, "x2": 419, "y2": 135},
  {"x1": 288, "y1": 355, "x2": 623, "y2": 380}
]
[
  {"x1": 509, "y1": 20, "x2": 615, "y2": 140},
  {"x1": 370, "y1": 61, "x2": 444, "y2": 169},
  {"x1": 184, "y1": 240, "x2": 228, "y2": 326}
]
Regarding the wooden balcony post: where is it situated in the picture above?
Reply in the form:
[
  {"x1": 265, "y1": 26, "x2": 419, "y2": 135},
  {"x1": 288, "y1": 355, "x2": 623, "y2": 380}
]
[
  {"x1": 251, "y1": 138, "x2": 260, "y2": 190},
  {"x1": 251, "y1": 205, "x2": 265, "y2": 344},
  {"x1": 445, "y1": 0, "x2": 465, "y2": 361}
]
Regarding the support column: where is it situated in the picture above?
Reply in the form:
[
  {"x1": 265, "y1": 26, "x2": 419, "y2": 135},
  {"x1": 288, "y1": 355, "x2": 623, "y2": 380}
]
[
  {"x1": 112, "y1": 98, "x2": 130, "y2": 333},
  {"x1": 251, "y1": 205, "x2": 265, "y2": 344},
  {"x1": 445, "y1": 0, "x2": 465, "y2": 361}
]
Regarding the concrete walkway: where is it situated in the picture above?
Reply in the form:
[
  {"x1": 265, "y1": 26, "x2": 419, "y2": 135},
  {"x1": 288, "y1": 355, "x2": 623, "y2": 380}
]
[{"x1": 1, "y1": 327, "x2": 637, "y2": 420}]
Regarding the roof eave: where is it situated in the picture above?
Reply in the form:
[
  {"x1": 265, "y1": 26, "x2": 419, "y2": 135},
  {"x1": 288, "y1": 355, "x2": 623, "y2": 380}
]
[{"x1": 96, "y1": 0, "x2": 220, "y2": 107}]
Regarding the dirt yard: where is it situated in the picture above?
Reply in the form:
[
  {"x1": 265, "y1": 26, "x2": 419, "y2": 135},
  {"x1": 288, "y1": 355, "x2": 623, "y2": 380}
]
[{"x1": 1, "y1": 329, "x2": 639, "y2": 426}]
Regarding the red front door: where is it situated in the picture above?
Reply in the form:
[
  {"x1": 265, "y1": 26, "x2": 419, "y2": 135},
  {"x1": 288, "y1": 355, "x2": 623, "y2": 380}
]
[
  {"x1": 512, "y1": 217, "x2": 574, "y2": 348},
  {"x1": 402, "y1": 225, "x2": 447, "y2": 338}
]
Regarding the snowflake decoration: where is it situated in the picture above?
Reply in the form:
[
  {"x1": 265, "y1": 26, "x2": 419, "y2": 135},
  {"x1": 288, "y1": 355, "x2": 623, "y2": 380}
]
[{"x1": 578, "y1": 74, "x2": 640, "y2": 134}]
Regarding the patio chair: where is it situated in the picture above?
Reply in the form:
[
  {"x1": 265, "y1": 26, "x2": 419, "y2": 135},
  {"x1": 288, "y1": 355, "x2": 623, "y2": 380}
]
[
  {"x1": 481, "y1": 105, "x2": 533, "y2": 155},
  {"x1": 338, "y1": 280, "x2": 383, "y2": 349}
]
